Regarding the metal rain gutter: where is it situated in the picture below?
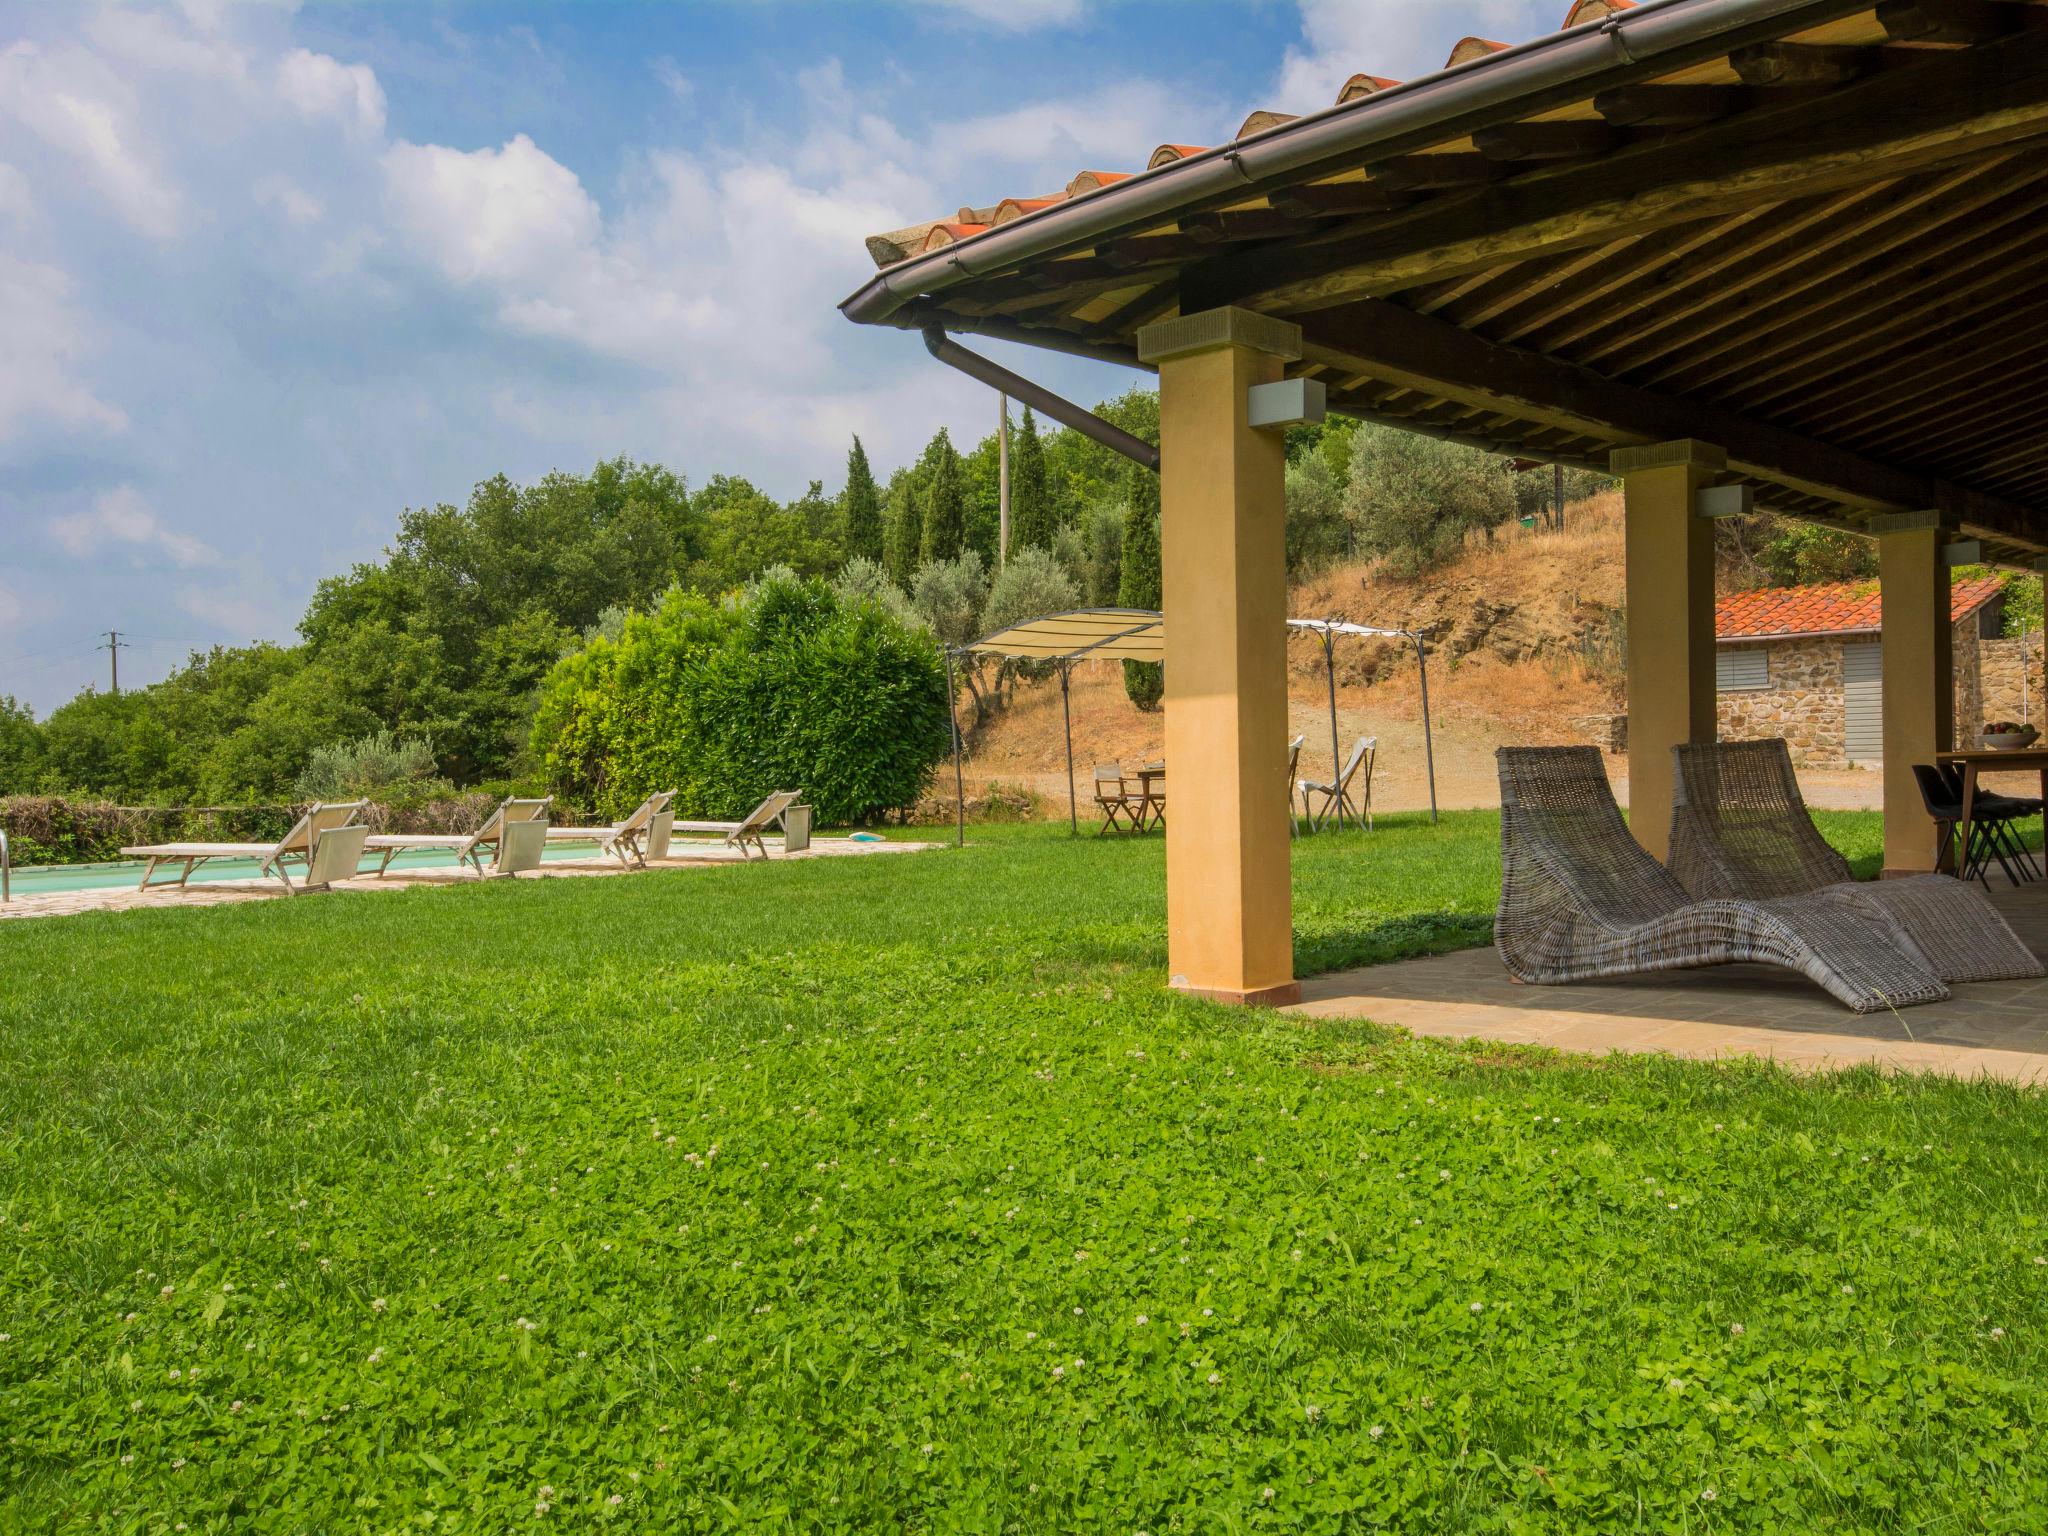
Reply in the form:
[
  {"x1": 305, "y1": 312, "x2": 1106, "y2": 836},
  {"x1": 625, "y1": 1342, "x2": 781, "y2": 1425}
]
[
  {"x1": 923, "y1": 327, "x2": 1160, "y2": 472},
  {"x1": 840, "y1": 0, "x2": 1857, "y2": 331}
]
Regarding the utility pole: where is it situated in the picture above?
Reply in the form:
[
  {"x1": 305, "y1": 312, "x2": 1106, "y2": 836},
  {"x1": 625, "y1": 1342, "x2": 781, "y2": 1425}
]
[
  {"x1": 997, "y1": 392, "x2": 1011, "y2": 569},
  {"x1": 100, "y1": 630, "x2": 128, "y2": 693}
]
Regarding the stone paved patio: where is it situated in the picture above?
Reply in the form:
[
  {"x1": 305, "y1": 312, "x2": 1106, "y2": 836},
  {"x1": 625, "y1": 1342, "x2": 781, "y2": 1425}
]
[
  {"x1": 0, "y1": 837, "x2": 935, "y2": 922},
  {"x1": 1286, "y1": 879, "x2": 2048, "y2": 1083}
]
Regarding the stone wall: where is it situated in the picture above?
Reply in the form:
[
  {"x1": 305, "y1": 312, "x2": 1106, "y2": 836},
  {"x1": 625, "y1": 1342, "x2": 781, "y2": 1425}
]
[
  {"x1": 1716, "y1": 637, "x2": 1845, "y2": 765},
  {"x1": 1977, "y1": 632, "x2": 2042, "y2": 730},
  {"x1": 1714, "y1": 618, "x2": 1990, "y2": 766}
]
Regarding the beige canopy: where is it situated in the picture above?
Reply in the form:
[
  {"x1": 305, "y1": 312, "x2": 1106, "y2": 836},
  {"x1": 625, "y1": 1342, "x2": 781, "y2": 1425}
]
[{"x1": 945, "y1": 607, "x2": 1433, "y2": 839}]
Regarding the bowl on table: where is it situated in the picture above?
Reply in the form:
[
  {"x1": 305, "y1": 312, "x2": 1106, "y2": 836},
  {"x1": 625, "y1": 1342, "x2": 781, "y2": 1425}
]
[{"x1": 1977, "y1": 723, "x2": 2040, "y2": 751}]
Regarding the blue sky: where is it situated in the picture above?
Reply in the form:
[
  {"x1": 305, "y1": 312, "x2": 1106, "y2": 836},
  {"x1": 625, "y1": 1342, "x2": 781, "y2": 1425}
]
[{"x1": 0, "y1": 0, "x2": 1565, "y2": 712}]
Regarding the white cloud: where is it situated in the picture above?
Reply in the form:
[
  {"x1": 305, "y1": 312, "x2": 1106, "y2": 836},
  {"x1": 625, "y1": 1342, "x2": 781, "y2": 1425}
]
[
  {"x1": 911, "y1": 0, "x2": 1086, "y2": 30},
  {"x1": 174, "y1": 583, "x2": 286, "y2": 639},
  {"x1": 86, "y1": 7, "x2": 252, "y2": 85},
  {"x1": 0, "y1": 162, "x2": 31, "y2": 220},
  {"x1": 0, "y1": 40, "x2": 183, "y2": 239},
  {"x1": 1269, "y1": 0, "x2": 1559, "y2": 111},
  {"x1": 277, "y1": 46, "x2": 386, "y2": 137},
  {"x1": 651, "y1": 56, "x2": 691, "y2": 101},
  {"x1": 0, "y1": 253, "x2": 126, "y2": 440},
  {"x1": 381, "y1": 133, "x2": 600, "y2": 285},
  {"x1": 254, "y1": 172, "x2": 324, "y2": 225},
  {"x1": 48, "y1": 485, "x2": 216, "y2": 568}
]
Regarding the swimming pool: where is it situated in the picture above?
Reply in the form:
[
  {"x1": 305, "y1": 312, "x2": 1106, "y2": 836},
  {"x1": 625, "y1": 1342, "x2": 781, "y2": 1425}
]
[{"x1": 5, "y1": 842, "x2": 613, "y2": 897}]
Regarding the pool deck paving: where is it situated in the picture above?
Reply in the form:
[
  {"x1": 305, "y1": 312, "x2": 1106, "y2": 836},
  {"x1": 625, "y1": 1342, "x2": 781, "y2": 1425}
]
[
  {"x1": 1286, "y1": 879, "x2": 2048, "y2": 1084},
  {"x1": 0, "y1": 837, "x2": 936, "y2": 922}
]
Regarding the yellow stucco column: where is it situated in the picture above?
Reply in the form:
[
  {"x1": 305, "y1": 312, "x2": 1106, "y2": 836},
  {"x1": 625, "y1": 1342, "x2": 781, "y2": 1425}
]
[
  {"x1": 1611, "y1": 440, "x2": 1724, "y2": 861},
  {"x1": 1875, "y1": 512, "x2": 1953, "y2": 876},
  {"x1": 1137, "y1": 307, "x2": 1300, "y2": 1006}
]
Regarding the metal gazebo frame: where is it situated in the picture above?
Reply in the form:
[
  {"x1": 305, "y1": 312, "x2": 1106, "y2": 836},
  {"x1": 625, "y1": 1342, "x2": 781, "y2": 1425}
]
[{"x1": 942, "y1": 609, "x2": 1435, "y2": 844}]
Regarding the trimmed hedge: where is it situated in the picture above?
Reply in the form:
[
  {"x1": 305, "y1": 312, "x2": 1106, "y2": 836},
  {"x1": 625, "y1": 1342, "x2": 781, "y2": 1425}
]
[{"x1": 530, "y1": 576, "x2": 951, "y2": 825}]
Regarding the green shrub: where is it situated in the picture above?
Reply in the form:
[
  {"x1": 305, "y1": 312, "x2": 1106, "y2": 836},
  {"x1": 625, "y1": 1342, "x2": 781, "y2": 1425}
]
[
  {"x1": 1119, "y1": 464, "x2": 1164, "y2": 711},
  {"x1": 1343, "y1": 422, "x2": 1515, "y2": 576},
  {"x1": 293, "y1": 728, "x2": 439, "y2": 801},
  {"x1": 531, "y1": 575, "x2": 950, "y2": 825}
]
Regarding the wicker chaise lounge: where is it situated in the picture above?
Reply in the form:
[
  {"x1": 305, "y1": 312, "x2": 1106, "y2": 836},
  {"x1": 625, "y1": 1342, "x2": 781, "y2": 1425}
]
[
  {"x1": 1668, "y1": 739, "x2": 2042, "y2": 983},
  {"x1": 1495, "y1": 746, "x2": 1947, "y2": 1013}
]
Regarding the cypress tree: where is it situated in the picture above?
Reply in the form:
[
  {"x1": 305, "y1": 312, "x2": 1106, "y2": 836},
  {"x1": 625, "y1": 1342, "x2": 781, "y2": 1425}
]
[
  {"x1": 920, "y1": 430, "x2": 967, "y2": 567},
  {"x1": 841, "y1": 435, "x2": 882, "y2": 563},
  {"x1": 1118, "y1": 461, "x2": 1164, "y2": 710},
  {"x1": 1009, "y1": 406, "x2": 1054, "y2": 553},
  {"x1": 882, "y1": 472, "x2": 921, "y2": 587}
]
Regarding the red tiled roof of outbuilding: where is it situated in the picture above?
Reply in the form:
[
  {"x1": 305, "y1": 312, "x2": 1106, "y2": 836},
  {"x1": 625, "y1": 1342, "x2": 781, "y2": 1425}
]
[{"x1": 1715, "y1": 577, "x2": 2005, "y2": 641}]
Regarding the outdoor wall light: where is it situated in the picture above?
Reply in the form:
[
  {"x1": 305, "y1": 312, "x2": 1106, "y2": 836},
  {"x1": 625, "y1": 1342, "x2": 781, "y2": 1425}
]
[{"x1": 1247, "y1": 377, "x2": 1327, "y2": 430}]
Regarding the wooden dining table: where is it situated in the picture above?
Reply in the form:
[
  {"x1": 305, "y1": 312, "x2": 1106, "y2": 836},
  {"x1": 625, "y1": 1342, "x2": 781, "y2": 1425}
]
[{"x1": 1937, "y1": 745, "x2": 2048, "y2": 877}]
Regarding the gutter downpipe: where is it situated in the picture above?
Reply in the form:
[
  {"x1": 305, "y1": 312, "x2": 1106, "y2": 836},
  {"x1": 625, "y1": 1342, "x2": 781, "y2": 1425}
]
[
  {"x1": 843, "y1": 0, "x2": 1846, "y2": 330},
  {"x1": 922, "y1": 328, "x2": 1160, "y2": 472}
]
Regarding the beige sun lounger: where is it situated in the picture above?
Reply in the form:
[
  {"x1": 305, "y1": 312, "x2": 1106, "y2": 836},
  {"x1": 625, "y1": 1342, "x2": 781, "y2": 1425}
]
[
  {"x1": 545, "y1": 790, "x2": 676, "y2": 868},
  {"x1": 361, "y1": 796, "x2": 553, "y2": 878},
  {"x1": 671, "y1": 790, "x2": 804, "y2": 861},
  {"x1": 122, "y1": 800, "x2": 371, "y2": 893}
]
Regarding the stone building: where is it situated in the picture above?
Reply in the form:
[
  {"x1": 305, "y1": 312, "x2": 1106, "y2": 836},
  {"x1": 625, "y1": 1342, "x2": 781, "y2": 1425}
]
[{"x1": 1715, "y1": 578, "x2": 2015, "y2": 768}]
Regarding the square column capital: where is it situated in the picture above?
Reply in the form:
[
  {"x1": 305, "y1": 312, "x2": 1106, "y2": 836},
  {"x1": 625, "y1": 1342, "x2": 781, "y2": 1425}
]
[
  {"x1": 1867, "y1": 509, "x2": 1946, "y2": 536},
  {"x1": 1609, "y1": 439, "x2": 1726, "y2": 476},
  {"x1": 1138, "y1": 307, "x2": 1302, "y2": 365}
]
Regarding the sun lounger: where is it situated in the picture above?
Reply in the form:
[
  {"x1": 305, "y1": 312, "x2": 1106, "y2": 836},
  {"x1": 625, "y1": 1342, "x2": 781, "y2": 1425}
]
[
  {"x1": 1495, "y1": 746, "x2": 1946, "y2": 1013},
  {"x1": 1668, "y1": 739, "x2": 2042, "y2": 984},
  {"x1": 122, "y1": 801, "x2": 371, "y2": 894},
  {"x1": 671, "y1": 790, "x2": 805, "y2": 860},
  {"x1": 545, "y1": 790, "x2": 676, "y2": 868},
  {"x1": 361, "y1": 796, "x2": 553, "y2": 878}
]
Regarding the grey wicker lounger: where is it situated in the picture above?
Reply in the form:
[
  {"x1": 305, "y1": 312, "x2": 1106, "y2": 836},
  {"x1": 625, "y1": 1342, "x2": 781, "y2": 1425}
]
[
  {"x1": 1495, "y1": 746, "x2": 1947, "y2": 1013},
  {"x1": 1668, "y1": 739, "x2": 2042, "y2": 984}
]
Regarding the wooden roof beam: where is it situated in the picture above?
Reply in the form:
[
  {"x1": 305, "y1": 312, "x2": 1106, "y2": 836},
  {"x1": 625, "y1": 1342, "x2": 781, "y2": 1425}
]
[
  {"x1": 1295, "y1": 296, "x2": 2045, "y2": 546},
  {"x1": 1472, "y1": 121, "x2": 1627, "y2": 161},
  {"x1": 1878, "y1": 0, "x2": 2048, "y2": 44},
  {"x1": 1180, "y1": 29, "x2": 2048, "y2": 314}
]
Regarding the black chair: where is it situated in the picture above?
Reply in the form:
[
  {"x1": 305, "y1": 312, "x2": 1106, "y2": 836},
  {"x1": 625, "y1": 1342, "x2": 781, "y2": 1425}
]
[
  {"x1": 1914, "y1": 764, "x2": 2029, "y2": 885},
  {"x1": 1936, "y1": 763, "x2": 2041, "y2": 882}
]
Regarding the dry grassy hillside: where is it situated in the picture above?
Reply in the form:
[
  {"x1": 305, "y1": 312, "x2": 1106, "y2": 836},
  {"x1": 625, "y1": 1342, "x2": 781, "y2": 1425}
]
[{"x1": 953, "y1": 493, "x2": 1629, "y2": 818}]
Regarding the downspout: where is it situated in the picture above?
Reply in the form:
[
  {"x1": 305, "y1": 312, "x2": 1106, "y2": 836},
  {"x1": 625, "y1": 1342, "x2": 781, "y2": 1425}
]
[{"x1": 923, "y1": 328, "x2": 1159, "y2": 472}]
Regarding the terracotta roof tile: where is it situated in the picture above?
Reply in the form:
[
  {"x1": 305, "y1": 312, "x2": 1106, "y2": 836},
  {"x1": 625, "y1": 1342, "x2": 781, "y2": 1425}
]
[
  {"x1": 863, "y1": 0, "x2": 1648, "y2": 271},
  {"x1": 1716, "y1": 577, "x2": 2005, "y2": 641}
]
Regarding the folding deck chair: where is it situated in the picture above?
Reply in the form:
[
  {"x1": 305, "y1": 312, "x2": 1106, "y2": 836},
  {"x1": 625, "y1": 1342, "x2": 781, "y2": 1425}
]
[
  {"x1": 362, "y1": 796, "x2": 553, "y2": 878},
  {"x1": 671, "y1": 790, "x2": 805, "y2": 861},
  {"x1": 546, "y1": 790, "x2": 677, "y2": 869},
  {"x1": 122, "y1": 801, "x2": 371, "y2": 894}
]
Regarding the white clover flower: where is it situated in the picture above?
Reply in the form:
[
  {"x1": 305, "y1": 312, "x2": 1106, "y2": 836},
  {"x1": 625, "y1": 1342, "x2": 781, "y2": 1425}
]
[
  {"x1": 371, "y1": 1298, "x2": 387, "y2": 1313},
  {"x1": 160, "y1": 1286, "x2": 174, "y2": 1298},
  {"x1": 1438, "y1": 1170, "x2": 1451, "y2": 1181},
  {"x1": 1052, "y1": 1366, "x2": 1065, "y2": 1379},
  {"x1": 120, "y1": 1454, "x2": 134, "y2": 1465},
  {"x1": 1261, "y1": 1487, "x2": 1275, "y2": 1502},
  {"x1": 1470, "y1": 1302, "x2": 1484, "y2": 1314},
  {"x1": 1842, "y1": 1284, "x2": 1854, "y2": 1295},
  {"x1": 1729, "y1": 1322, "x2": 1745, "y2": 1336},
  {"x1": 1134, "y1": 1314, "x2": 1148, "y2": 1326},
  {"x1": 608, "y1": 1493, "x2": 624, "y2": 1507},
  {"x1": 921, "y1": 1443, "x2": 934, "y2": 1456},
  {"x1": 230, "y1": 1400, "x2": 244, "y2": 1413},
  {"x1": 1700, "y1": 1488, "x2": 1717, "y2": 1502},
  {"x1": 1667, "y1": 1378, "x2": 1685, "y2": 1393},
  {"x1": 1369, "y1": 1423, "x2": 1384, "y2": 1439},
  {"x1": 1990, "y1": 1326, "x2": 2006, "y2": 1340},
  {"x1": 1305, "y1": 1404, "x2": 1322, "y2": 1421}
]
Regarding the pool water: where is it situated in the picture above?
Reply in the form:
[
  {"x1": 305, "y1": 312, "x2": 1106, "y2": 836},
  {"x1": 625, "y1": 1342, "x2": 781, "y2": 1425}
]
[{"x1": 8, "y1": 842, "x2": 612, "y2": 897}]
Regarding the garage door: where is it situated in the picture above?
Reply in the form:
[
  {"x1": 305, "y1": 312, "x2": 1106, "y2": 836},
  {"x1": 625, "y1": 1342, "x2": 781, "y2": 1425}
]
[{"x1": 1843, "y1": 643, "x2": 1882, "y2": 763}]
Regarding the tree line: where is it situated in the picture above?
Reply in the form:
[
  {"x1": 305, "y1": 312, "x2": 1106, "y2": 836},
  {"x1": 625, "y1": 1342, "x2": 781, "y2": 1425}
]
[{"x1": 1, "y1": 391, "x2": 1592, "y2": 807}]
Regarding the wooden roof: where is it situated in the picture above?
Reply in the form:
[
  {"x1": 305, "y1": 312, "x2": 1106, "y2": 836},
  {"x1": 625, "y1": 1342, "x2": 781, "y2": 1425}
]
[{"x1": 843, "y1": 0, "x2": 2048, "y2": 564}]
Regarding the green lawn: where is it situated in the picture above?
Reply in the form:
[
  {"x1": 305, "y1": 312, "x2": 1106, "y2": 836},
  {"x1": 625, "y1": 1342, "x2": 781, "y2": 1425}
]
[{"x1": 3, "y1": 812, "x2": 2044, "y2": 1532}]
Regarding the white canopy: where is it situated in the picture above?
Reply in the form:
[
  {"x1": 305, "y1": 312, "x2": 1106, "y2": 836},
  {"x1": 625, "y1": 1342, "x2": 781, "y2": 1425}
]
[{"x1": 968, "y1": 608, "x2": 1164, "y2": 663}]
